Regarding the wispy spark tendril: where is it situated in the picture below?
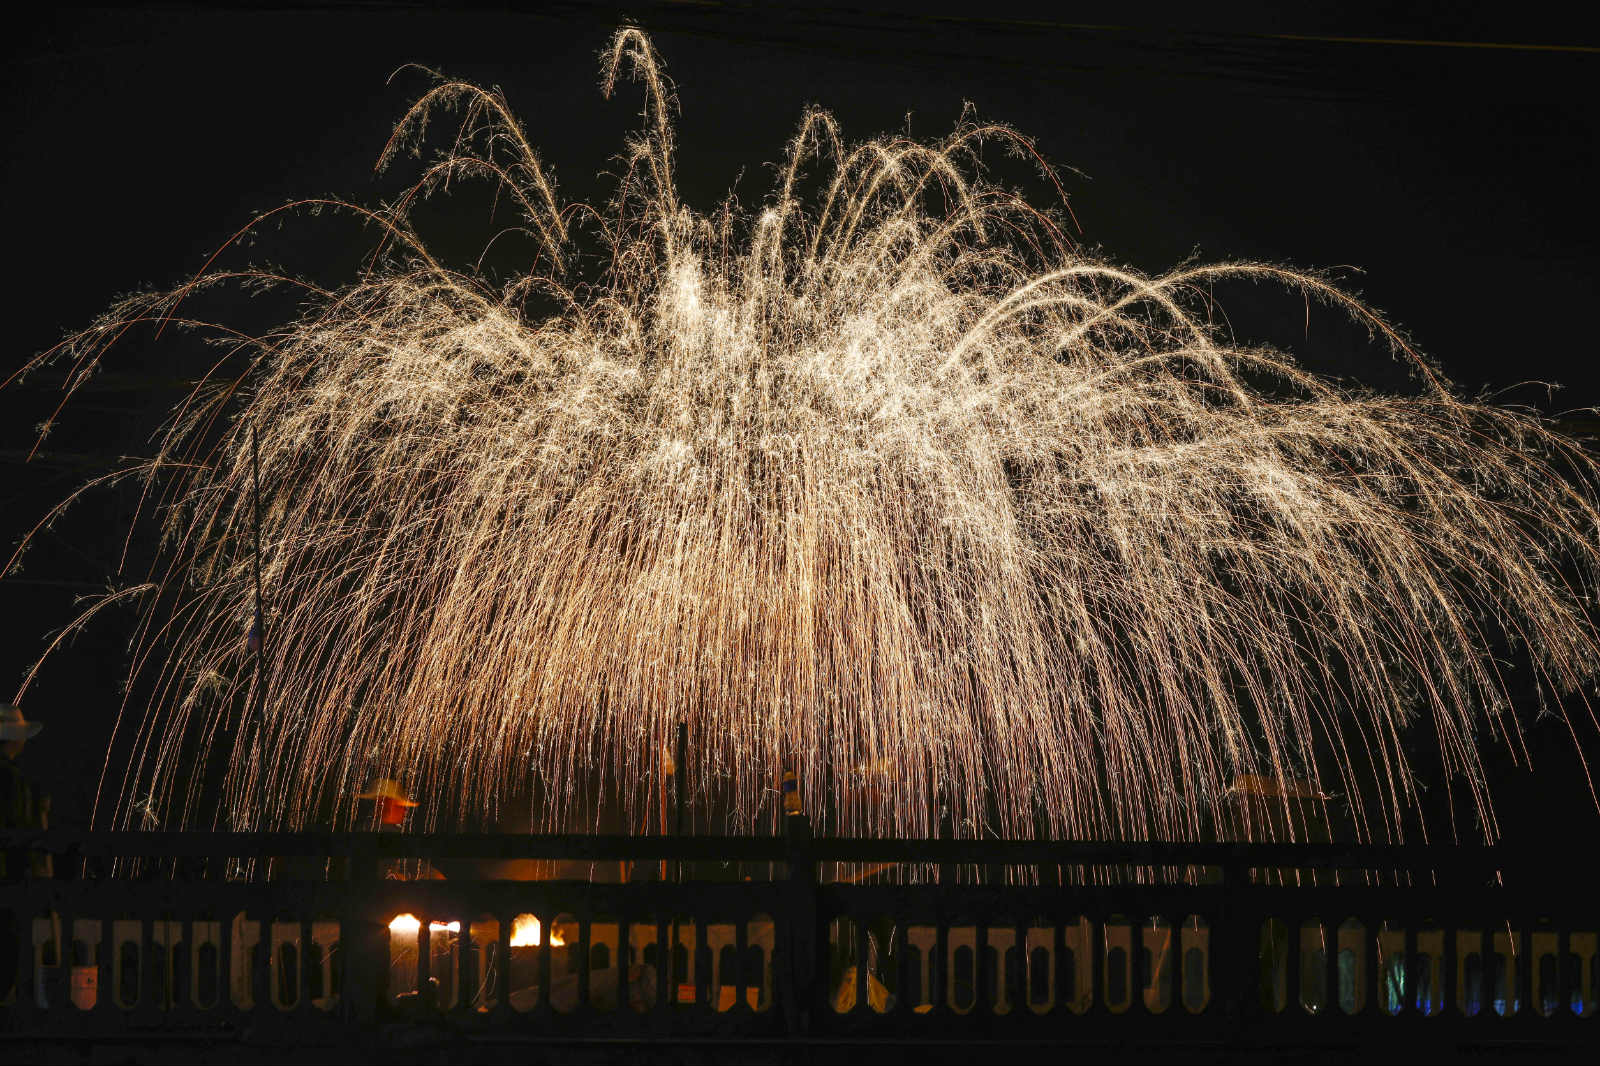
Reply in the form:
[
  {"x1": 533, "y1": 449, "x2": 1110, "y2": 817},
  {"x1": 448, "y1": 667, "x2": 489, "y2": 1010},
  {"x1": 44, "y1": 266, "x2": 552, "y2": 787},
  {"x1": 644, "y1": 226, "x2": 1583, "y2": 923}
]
[{"x1": 15, "y1": 29, "x2": 1600, "y2": 845}]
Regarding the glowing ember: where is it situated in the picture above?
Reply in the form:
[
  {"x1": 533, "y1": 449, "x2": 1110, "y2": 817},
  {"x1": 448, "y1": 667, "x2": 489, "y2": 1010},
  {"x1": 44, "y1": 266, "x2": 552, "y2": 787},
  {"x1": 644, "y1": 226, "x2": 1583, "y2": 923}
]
[{"x1": 14, "y1": 29, "x2": 1600, "y2": 846}]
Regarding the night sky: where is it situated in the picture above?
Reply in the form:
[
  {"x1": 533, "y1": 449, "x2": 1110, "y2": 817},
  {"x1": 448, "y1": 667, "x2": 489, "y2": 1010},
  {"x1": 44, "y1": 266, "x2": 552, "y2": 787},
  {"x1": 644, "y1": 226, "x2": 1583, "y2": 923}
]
[{"x1": 5, "y1": 3, "x2": 1598, "y2": 846}]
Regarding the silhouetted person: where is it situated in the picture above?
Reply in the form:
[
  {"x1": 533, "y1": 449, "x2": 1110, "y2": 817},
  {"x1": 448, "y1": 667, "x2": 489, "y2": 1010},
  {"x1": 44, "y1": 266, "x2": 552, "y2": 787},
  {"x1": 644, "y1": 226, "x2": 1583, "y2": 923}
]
[{"x1": 1, "y1": 704, "x2": 48, "y2": 1004}]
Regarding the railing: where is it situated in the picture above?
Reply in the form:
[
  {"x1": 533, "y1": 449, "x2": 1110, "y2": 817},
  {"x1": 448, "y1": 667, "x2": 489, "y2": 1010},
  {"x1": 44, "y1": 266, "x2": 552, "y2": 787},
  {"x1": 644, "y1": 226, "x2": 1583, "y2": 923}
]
[{"x1": 0, "y1": 822, "x2": 1594, "y2": 1053}]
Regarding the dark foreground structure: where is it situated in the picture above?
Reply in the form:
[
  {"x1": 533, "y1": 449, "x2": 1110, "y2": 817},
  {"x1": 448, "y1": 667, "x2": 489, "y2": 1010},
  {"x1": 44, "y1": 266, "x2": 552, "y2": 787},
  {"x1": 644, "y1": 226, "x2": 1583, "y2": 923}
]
[{"x1": 1, "y1": 819, "x2": 1595, "y2": 1063}]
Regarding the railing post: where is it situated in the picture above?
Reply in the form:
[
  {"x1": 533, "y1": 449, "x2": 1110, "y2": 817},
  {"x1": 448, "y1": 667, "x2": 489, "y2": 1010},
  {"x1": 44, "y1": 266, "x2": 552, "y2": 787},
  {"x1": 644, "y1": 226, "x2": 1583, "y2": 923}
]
[
  {"x1": 297, "y1": 917, "x2": 314, "y2": 1015},
  {"x1": 415, "y1": 913, "x2": 431, "y2": 1006},
  {"x1": 250, "y1": 908, "x2": 270, "y2": 1015},
  {"x1": 782, "y1": 813, "x2": 816, "y2": 1036},
  {"x1": 493, "y1": 909, "x2": 512, "y2": 1019},
  {"x1": 90, "y1": 914, "x2": 110, "y2": 1020},
  {"x1": 1478, "y1": 924, "x2": 1492, "y2": 1018},
  {"x1": 1216, "y1": 853, "x2": 1250, "y2": 1043},
  {"x1": 1441, "y1": 916, "x2": 1456, "y2": 1019},
  {"x1": 456, "y1": 912, "x2": 477, "y2": 1016},
  {"x1": 139, "y1": 913, "x2": 162, "y2": 1022},
  {"x1": 1284, "y1": 908, "x2": 1300, "y2": 1017},
  {"x1": 1402, "y1": 921, "x2": 1418, "y2": 1015},
  {"x1": 1514, "y1": 918, "x2": 1531, "y2": 1018},
  {"x1": 341, "y1": 835, "x2": 383, "y2": 1025},
  {"x1": 6, "y1": 885, "x2": 36, "y2": 1019},
  {"x1": 855, "y1": 906, "x2": 869, "y2": 1013},
  {"x1": 1555, "y1": 925, "x2": 1569, "y2": 1018},
  {"x1": 577, "y1": 914, "x2": 596, "y2": 1011},
  {"x1": 1324, "y1": 912, "x2": 1340, "y2": 1018}
]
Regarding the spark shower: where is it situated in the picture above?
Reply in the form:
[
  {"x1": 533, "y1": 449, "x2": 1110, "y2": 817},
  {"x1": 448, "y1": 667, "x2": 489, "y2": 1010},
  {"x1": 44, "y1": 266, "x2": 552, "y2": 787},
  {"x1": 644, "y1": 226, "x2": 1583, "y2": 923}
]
[{"x1": 11, "y1": 29, "x2": 1600, "y2": 846}]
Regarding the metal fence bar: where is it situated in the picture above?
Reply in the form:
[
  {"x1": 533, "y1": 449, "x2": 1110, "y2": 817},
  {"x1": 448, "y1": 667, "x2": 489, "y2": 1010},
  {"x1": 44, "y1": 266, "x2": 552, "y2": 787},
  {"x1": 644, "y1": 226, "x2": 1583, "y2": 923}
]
[
  {"x1": 10, "y1": 886, "x2": 36, "y2": 1020},
  {"x1": 1402, "y1": 919, "x2": 1417, "y2": 1017},
  {"x1": 1516, "y1": 918, "x2": 1531, "y2": 1019},
  {"x1": 456, "y1": 910, "x2": 476, "y2": 1019},
  {"x1": 493, "y1": 908, "x2": 512, "y2": 1021},
  {"x1": 1441, "y1": 915, "x2": 1456, "y2": 1019},
  {"x1": 1556, "y1": 925, "x2": 1570, "y2": 1018},
  {"x1": 250, "y1": 908, "x2": 269, "y2": 1016}
]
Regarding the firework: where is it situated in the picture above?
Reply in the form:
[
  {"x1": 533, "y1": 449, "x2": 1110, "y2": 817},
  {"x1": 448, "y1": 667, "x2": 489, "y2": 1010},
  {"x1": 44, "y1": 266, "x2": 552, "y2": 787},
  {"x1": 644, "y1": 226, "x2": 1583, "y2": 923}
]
[{"x1": 11, "y1": 29, "x2": 1600, "y2": 847}]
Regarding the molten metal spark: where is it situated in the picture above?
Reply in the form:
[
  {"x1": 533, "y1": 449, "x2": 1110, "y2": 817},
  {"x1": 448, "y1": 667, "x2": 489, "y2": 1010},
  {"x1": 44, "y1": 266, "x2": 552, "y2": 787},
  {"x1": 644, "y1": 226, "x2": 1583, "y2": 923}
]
[{"x1": 13, "y1": 30, "x2": 1600, "y2": 847}]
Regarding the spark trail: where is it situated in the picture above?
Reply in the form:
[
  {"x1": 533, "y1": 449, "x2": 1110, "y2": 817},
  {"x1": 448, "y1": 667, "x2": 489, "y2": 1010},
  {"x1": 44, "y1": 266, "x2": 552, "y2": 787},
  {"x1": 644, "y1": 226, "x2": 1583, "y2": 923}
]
[{"x1": 13, "y1": 30, "x2": 1600, "y2": 847}]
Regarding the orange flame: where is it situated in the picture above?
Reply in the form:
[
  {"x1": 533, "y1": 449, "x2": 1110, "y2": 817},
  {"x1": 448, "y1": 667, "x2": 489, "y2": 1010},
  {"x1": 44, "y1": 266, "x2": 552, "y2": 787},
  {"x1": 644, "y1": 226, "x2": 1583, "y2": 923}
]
[
  {"x1": 388, "y1": 913, "x2": 460, "y2": 936},
  {"x1": 510, "y1": 914, "x2": 563, "y2": 947}
]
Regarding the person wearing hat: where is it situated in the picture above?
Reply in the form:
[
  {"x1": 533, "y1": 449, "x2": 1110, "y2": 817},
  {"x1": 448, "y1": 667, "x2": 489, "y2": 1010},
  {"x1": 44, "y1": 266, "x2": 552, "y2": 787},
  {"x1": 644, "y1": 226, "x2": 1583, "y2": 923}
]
[
  {"x1": 1, "y1": 705, "x2": 51, "y2": 1006},
  {"x1": 354, "y1": 777, "x2": 445, "y2": 881},
  {"x1": 1, "y1": 705, "x2": 50, "y2": 876},
  {"x1": 355, "y1": 777, "x2": 419, "y2": 829},
  {"x1": 1, "y1": 704, "x2": 42, "y2": 760}
]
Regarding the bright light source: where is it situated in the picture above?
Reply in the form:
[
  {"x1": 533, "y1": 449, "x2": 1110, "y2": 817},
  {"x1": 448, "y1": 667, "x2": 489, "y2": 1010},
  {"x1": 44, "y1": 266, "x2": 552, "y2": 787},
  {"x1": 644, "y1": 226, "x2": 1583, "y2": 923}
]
[
  {"x1": 509, "y1": 914, "x2": 564, "y2": 947},
  {"x1": 388, "y1": 913, "x2": 460, "y2": 936}
]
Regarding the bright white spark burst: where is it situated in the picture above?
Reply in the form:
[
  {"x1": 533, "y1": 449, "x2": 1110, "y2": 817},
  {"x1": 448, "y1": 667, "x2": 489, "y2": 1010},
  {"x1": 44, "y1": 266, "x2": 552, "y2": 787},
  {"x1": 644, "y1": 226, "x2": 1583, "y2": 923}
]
[{"x1": 13, "y1": 29, "x2": 1600, "y2": 847}]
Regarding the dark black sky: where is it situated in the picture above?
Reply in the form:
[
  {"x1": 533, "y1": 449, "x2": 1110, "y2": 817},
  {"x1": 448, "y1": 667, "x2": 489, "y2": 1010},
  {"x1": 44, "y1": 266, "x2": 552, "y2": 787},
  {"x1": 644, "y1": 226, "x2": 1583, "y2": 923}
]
[{"x1": 5, "y1": 3, "x2": 1599, "y2": 839}]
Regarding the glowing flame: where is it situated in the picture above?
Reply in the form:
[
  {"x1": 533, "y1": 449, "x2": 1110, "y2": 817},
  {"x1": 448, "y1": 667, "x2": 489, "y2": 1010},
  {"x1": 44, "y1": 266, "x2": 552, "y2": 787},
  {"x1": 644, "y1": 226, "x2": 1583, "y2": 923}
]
[
  {"x1": 510, "y1": 914, "x2": 563, "y2": 947},
  {"x1": 388, "y1": 914, "x2": 461, "y2": 936}
]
